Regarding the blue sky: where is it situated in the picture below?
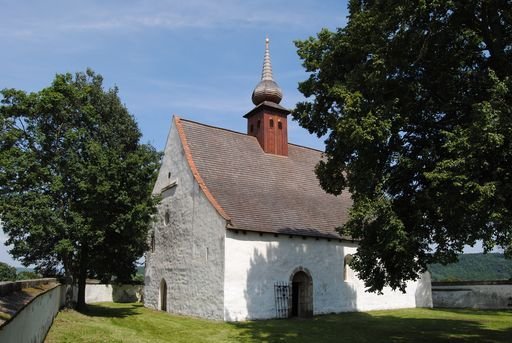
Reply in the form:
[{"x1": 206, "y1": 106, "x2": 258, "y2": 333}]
[{"x1": 0, "y1": 0, "x2": 349, "y2": 267}]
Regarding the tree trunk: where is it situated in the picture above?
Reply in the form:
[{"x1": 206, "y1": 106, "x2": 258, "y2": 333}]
[
  {"x1": 76, "y1": 249, "x2": 88, "y2": 310},
  {"x1": 62, "y1": 255, "x2": 74, "y2": 308},
  {"x1": 77, "y1": 271, "x2": 87, "y2": 310}
]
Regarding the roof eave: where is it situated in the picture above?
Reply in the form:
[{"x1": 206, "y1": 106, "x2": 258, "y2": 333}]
[
  {"x1": 226, "y1": 226, "x2": 356, "y2": 242},
  {"x1": 243, "y1": 101, "x2": 291, "y2": 118}
]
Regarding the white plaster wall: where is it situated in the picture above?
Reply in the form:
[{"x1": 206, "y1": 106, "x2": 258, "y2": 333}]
[
  {"x1": 0, "y1": 284, "x2": 61, "y2": 343},
  {"x1": 433, "y1": 283, "x2": 512, "y2": 309},
  {"x1": 224, "y1": 231, "x2": 431, "y2": 321},
  {"x1": 144, "y1": 121, "x2": 226, "y2": 320}
]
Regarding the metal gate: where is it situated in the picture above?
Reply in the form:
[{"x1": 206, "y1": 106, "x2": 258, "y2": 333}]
[{"x1": 274, "y1": 281, "x2": 291, "y2": 318}]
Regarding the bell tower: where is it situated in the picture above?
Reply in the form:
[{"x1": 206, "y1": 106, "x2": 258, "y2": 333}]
[{"x1": 245, "y1": 38, "x2": 290, "y2": 156}]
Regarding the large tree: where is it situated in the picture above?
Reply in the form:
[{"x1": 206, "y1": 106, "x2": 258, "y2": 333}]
[
  {"x1": 0, "y1": 70, "x2": 160, "y2": 307},
  {"x1": 294, "y1": 0, "x2": 512, "y2": 292}
]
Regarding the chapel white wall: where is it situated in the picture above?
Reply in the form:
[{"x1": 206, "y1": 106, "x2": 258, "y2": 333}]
[
  {"x1": 144, "y1": 121, "x2": 226, "y2": 320},
  {"x1": 224, "y1": 231, "x2": 432, "y2": 321}
]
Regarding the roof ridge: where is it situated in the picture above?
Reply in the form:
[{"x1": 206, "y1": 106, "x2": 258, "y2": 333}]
[
  {"x1": 179, "y1": 117, "x2": 325, "y2": 153},
  {"x1": 174, "y1": 116, "x2": 232, "y2": 222},
  {"x1": 179, "y1": 117, "x2": 251, "y2": 138}
]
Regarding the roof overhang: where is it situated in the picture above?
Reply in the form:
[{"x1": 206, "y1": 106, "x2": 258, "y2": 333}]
[{"x1": 243, "y1": 101, "x2": 291, "y2": 118}]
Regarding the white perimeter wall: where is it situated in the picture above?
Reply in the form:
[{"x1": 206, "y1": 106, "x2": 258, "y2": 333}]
[
  {"x1": 224, "y1": 231, "x2": 432, "y2": 321},
  {"x1": 0, "y1": 284, "x2": 62, "y2": 343},
  {"x1": 433, "y1": 283, "x2": 512, "y2": 309},
  {"x1": 73, "y1": 284, "x2": 143, "y2": 304}
]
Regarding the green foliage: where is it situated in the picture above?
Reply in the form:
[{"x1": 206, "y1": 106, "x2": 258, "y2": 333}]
[
  {"x1": 0, "y1": 261, "x2": 17, "y2": 281},
  {"x1": 46, "y1": 302, "x2": 512, "y2": 343},
  {"x1": 294, "y1": 0, "x2": 512, "y2": 292},
  {"x1": 429, "y1": 253, "x2": 512, "y2": 282},
  {"x1": 16, "y1": 270, "x2": 41, "y2": 280},
  {"x1": 0, "y1": 69, "x2": 160, "y2": 306},
  {"x1": 130, "y1": 273, "x2": 144, "y2": 285}
]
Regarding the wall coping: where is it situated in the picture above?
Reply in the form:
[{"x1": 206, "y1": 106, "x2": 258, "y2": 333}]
[
  {"x1": 432, "y1": 280, "x2": 512, "y2": 287},
  {"x1": 0, "y1": 278, "x2": 58, "y2": 297}
]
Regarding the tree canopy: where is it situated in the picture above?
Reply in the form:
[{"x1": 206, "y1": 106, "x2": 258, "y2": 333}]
[
  {"x1": 0, "y1": 69, "x2": 160, "y2": 306},
  {"x1": 0, "y1": 262, "x2": 17, "y2": 281},
  {"x1": 294, "y1": 0, "x2": 512, "y2": 292}
]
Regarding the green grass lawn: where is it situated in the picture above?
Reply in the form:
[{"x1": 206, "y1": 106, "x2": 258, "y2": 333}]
[{"x1": 45, "y1": 302, "x2": 512, "y2": 343}]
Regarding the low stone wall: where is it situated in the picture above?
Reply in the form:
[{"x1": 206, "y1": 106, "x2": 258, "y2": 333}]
[
  {"x1": 432, "y1": 280, "x2": 512, "y2": 309},
  {"x1": 0, "y1": 280, "x2": 63, "y2": 343}
]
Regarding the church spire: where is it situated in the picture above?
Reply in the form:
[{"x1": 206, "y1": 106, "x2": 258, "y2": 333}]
[
  {"x1": 261, "y1": 37, "x2": 273, "y2": 81},
  {"x1": 251, "y1": 38, "x2": 283, "y2": 105},
  {"x1": 245, "y1": 37, "x2": 290, "y2": 156}
]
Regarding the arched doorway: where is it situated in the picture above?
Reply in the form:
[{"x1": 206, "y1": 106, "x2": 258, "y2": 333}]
[
  {"x1": 159, "y1": 279, "x2": 167, "y2": 311},
  {"x1": 290, "y1": 268, "x2": 313, "y2": 317}
]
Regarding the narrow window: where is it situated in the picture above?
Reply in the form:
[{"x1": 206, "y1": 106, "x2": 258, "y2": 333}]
[
  {"x1": 164, "y1": 211, "x2": 170, "y2": 225},
  {"x1": 160, "y1": 279, "x2": 167, "y2": 311},
  {"x1": 270, "y1": 119, "x2": 274, "y2": 128},
  {"x1": 257, "y1": 120, "x2": 261, "y2": 129},
  {"x1": 344, "y1": 254, "x2": 354, "y2": 282},
  {"x1": 250, "y1": 124, "x2": 254, "y2": 133},
  {"x1": 278, "y1": 121, "x2": 282, "y2": 129},
  {"x1": 151, "y1": 231, "x2": 155, "y2": 252},
  {"x1": 206, "y1": 247, "x2": 209, "y2": 262},
  {"x1": 168, "y1": 172, "x2": 171, "y2": 179}
]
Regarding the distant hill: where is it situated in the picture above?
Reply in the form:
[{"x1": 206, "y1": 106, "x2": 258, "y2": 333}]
[
  {"x1": 16, "y1": 267, "x2": 34, "y2": 273},
  {"x1": 428, "y1": 253, "x2": 512, "y2": 282}
]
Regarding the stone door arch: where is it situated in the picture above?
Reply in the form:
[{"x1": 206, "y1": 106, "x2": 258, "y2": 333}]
[
  {"x1": 289, "y1": 267, "x2": 313, "y2": 317},
  {"x1": 159, "y1": 278, "x2": 167, "y2": 311}
]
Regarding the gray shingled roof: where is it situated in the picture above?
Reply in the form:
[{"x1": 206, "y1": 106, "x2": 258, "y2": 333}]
[{"x1": 179, "y1": 118, "x2": 352, "y2": 239}]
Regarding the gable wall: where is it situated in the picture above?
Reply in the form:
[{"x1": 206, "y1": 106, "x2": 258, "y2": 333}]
[
  {"x1": 144, "y1": 121, "x2": 226, "y2": 320},
  {"x1": 224, "y1": 231, "x2": 432, "y2": 321}
]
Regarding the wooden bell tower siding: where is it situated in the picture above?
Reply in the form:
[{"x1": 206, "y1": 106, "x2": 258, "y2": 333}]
[{"x1": 244, "y1": 101, "x2": 290, "y2": 156}]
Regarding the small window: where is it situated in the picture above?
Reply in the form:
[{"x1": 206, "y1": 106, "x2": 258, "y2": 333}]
[
  {"x1": 270, "y1": 119, "x2": 274, "y2": 128},
  {"x1": 250, "y1": 124, "x2": 254, "y2": 133},
  {"x1": 344, "y1": 254, "x2": 355, "y2": 282},
  {"x1": 257, "y1": 120, "x2": 261, "y2": 129},
  {"x1": 206, "y1": 247, "x2": 209, "y2": 262},
  {"x1": 278, "y1": 121, "x2": 282, "y2": 129},
  {"x1": 168, "y1": 172, "x2": 171, "y2": 179},
  {"x1": 164, "y1": 211, "x2": 170, "y2": 225}
]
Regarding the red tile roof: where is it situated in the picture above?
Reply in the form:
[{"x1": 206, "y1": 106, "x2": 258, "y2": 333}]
[{"x1": 175, "y1": 116, "x2": 352, "y2": 239}]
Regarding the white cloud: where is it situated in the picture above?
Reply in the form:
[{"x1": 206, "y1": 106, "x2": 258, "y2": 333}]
[{"x1": 0, "y1": 0, "x2": 338, "y2": 39}]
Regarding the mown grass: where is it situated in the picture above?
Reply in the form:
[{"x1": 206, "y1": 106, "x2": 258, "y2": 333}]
[{"x1": 45, "y1": 302, "x2": 512, "y2": 343}]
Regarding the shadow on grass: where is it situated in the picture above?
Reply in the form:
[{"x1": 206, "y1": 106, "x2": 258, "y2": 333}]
[
  {"x1": 230, "y1": 310, "x2": 512, "y2": 343},
  {"x1": 78, "y1": 303, "x2": 142, "y2": 319}
]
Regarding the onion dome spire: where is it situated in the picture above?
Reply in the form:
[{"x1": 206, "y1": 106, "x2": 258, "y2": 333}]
[{"x1": 251, "y1": 37, "x2": 283, "y2": 105}]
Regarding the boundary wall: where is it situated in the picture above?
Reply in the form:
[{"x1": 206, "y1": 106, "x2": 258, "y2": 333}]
[
  {"x1": 432, "y1": 280, "x2": 512, "y2": 309},
  {"x1": 0, "y1": 279, "x2": 142, "y2": 343}
]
